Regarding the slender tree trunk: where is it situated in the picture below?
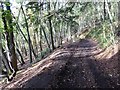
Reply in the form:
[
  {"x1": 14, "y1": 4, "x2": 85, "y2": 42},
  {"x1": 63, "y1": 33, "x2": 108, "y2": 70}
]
[
  {"x1": 0, "y1": 19, "x2": 2, "y2": 75},
  {"x1": 16, "y1": 48, "x2": 25, "y2": 65},
  {"x1": 16, "y1": 41, "x2": 25, "y2": 65},
  {"x1": 48, "y1": 2, "x2": 55, "y2": 50},
  {"x1": 60, "y1": 21, "x2": 63, "y2": 45},
  {"x1": 38, "y1": 2, "x2": 43, "y2": 58},
  {"x1": 21, "y1": 6, "x2": 33, "y2": 63},
  {"x1": 41, "y1": 25, "x2": 51, "y2": 50},
  {"x1": 39, "y1": 28, "x2": 43, "y2": 58},
  {"x1": 39, "y1": 28, "x2": 43, "y2": 51},
  {"x1": 13, "y1": 14, "x2": 37, "y2": 58},
  {"x1": 33, "y1": 31, "x2": 37, "y2": 54},
  {"x1": 118, "y1": 2, "x2": 120, "y2": 37},
  {"x1": 104, "y1": 1, "x2": 106, "y2": 20}
]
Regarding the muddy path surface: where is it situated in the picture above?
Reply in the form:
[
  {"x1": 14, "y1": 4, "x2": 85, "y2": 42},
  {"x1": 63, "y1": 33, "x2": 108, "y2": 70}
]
[{"x1": 1, "y1": 39, "x2": 119, "y2": 89}]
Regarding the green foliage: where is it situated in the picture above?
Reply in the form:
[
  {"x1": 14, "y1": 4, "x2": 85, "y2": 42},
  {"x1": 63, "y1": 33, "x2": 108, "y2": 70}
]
[
  {"x1": 86, "y1": 21, "x2": 115, "y2": 48},
  {"x1": 0, "y1": 28, "x2": 4, "y2": 33},
  {"x1": 0, "y1": 16, "x2": 4, "y2": 33},
  {"x1": 4, "y1": 10, "x2": 12, "y2": 21},
  {"x1": 5, "y1": 2, "x2": 10, "y2": 6}
]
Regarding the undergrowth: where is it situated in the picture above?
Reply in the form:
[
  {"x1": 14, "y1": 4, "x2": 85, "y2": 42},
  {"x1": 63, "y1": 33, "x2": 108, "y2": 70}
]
[{"x1": 86, "y1": 21, "x2": 117, "y2": 48}]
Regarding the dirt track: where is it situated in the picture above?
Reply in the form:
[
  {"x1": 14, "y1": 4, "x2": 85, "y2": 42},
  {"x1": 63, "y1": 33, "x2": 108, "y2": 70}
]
[{"x1": 1, "y1": 39, "x2": 119, "y2": 89}]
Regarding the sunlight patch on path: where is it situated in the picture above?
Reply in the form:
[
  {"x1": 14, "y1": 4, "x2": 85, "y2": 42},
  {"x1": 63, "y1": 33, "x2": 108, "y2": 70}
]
[{"x1": 95, "y1": 44, "x2": 118, "y2": 60}]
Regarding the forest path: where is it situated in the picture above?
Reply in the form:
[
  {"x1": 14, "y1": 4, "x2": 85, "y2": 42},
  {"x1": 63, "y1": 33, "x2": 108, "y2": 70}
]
[{"x1": 1, "y1": 39, "x2": 119, "y2": 89}]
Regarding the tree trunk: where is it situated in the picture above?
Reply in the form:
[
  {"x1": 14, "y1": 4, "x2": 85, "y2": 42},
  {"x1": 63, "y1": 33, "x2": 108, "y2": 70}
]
[
  {"x1": 16, "y1": 48, "x2": 25, "y2": 65},
  {"x1": 117, "y1": 2, "x2": 120, "y2": 37},
  {"x1": 6, "y1": 4, "x2": 18, "y2": 71},
  {"x1": 0, "y1": 22, "x2": 2, "y2": 75},
  {"x1": 104, "y1": 1, "x2": 107, "y2": 20},
  {"x1": 21, "y1": 6, "x2": 33, "y2": 63},
  {"x1": 41, "y1": 25, "x2": 51, "y2": 50},
  {"x1": 13, "y1": 14, "x2": 37, "y2": 58},
  {"x1": 2, "y1": 47, "x2": 13, "y2": 73},
  {"x1": 39, "y1": 28, "x2": 43, "y2": 58},
  {"x1": 48, "y1": 2, "x2": 55, "y2": 50},
  {"x1": 1, "y1": 3, "x2": 18, "y2": 72}
]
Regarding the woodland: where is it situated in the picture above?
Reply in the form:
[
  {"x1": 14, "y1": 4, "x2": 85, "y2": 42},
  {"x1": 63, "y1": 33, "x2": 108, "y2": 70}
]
[{"x1": 0, "y1": 0, "x2": 120, "y2": 88}]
